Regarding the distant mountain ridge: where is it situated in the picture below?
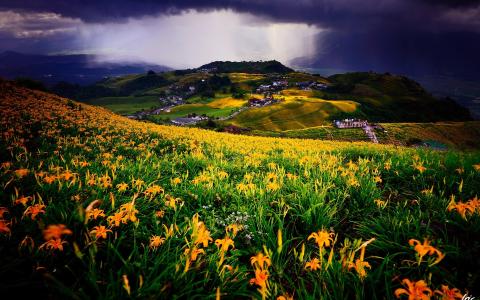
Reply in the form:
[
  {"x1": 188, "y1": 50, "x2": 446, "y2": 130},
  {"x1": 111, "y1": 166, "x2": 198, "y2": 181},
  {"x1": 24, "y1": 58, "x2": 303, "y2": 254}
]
[{"x1": 0, "y1": 51, "x2": 171, "y2": 85}]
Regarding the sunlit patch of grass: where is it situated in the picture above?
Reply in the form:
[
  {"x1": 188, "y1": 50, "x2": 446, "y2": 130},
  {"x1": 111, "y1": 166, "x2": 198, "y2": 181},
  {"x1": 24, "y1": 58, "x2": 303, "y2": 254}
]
[
  {"x1": 207, "y1": 97, "x2": 247, "y2": 109},
  {"x1": 228, "y1": 72, "x2": 266, "y2": 83},
  {"x1": 227, "y1": 98, "x2": 358, "y2": 131}
]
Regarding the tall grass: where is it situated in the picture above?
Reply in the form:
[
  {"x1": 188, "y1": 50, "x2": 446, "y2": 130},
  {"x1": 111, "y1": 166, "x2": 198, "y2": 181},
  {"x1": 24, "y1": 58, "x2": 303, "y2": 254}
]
[{"x1": 1, "y1": 82, "x2": 479, "y2": 299}]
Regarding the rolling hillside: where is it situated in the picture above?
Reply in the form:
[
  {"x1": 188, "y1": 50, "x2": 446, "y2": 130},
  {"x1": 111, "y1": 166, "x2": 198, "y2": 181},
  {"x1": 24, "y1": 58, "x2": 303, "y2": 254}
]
[
  {"x1": 248, "y1": 122, "x2": 480, "y2": 150},
  {"x1": 322, "y1": 72, "x2": 472, "y2": 122},
  {"x1": 228, "y1": 98, "x2": 358, "y2": 131},
  {"x1": 47, "y1": 62, "x2": 473, "y2": 136},
  {"x1": 1, "y1": 80, "x2": 480, "y2": 298}
]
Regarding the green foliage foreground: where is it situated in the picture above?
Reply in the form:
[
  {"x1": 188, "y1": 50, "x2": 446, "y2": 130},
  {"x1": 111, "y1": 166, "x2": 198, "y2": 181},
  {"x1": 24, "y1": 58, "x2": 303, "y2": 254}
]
[{"x1": 1, "y1": 81, "x2": 479, "y2": 299}]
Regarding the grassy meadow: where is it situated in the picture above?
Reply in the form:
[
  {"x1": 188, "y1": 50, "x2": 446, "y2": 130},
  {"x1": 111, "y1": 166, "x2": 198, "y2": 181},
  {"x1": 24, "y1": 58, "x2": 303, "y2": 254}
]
[
  {"x1": 1, "y1": 81, "x2": 480, "y2": 299},
  {"x1": 223, "y1": 88, "x2": 358, "y2": 131},
  {"x1": 87, "y1": 95, "x2": 161, "y2": 115},
  {"x1": 245, "y1": 122, "x2": 480, "y2": 150},
  {"x1": 227, "y1": 99, "x2": 358, "y2": 131},
  {"x1": 249, "y1": 127, "x2": 371, "y2": 142}
]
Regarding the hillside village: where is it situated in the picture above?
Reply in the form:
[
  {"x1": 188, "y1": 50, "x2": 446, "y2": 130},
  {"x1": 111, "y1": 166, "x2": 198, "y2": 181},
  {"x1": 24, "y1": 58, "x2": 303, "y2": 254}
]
[
  {"x1": 49, "y1": 61, "x2": 474, "y2": 147},
  {"x1": 126, "y1": 68, "x2": 335, "y2": 126},
  {"x1": 333, "y1": 119, "x2": 384, "y2": 143}
]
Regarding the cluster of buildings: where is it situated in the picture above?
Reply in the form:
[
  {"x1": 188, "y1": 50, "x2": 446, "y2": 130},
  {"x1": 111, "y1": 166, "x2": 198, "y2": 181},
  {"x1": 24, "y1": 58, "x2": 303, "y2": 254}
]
[
  {"x1": 333, "y1": 119, "x2": 368, "y2": 128},
  {"x1": 162, "y1": 83, "x2": 197, "y2": 104},
  {"x1": 171, "y1": 115, "x2": 208, "y2": 126},
  {"x1": 333, "y1": 118, "x2": 381, "y2": 143},
  {"x1": 296, "y1": 81, "x2": 329, "y2": 90},
  {"x1": 255, "y1": 79, "x2": 329, "y2": 93},
  {"x1": 159, "y1": 94, "x2": 184, "y2": 106},
  {"x1": 255, "y1": 80, "x2": 288, "y2": 93},
  {"x1": 197, "y1": 67, "x2": 217, "y2": 73},
  {"x1": 248, "y1": 94, "x2": 280, "y2": 107}
]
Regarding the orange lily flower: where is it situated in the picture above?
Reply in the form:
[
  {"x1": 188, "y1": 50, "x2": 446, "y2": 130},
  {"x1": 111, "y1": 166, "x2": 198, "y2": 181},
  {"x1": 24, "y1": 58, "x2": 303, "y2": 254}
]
[
  {"x1": 15, "y1": 196, "x2": 32, "y2": 206},
  {"x1": 90, "y1": 225, "x2": 112, "y2": 239},
  {"x1": 43, "y1": 175, "x2": 57, "y2": 184},
  {"x1": 119, "y1": 202, "x2": 138, "y2": 223},
  {"x1": 62, "y1": 170, "x2": 74, "y2": 181},
  {"x1": 433, "y1": 285, "x2": 463, "y2": 300},
  {"x1": 43, "y1": 224, "x2": 72, "y2": 240},
  {"x1": 348, "y1": 239, "x2": 375, "y2": 280},
  {"x1": 171, "y1": 177, "x2": 182, "y2": 185},
  {"x1": 304, "y1": 258, "x2": 321, "y2": 271},
  {"x1": 122, "y1": 274, "x2": 131, "y2": 296},
  {"x1": 86, "y1": 208, "x2": 105, "y2": 221},
  {"x1": 408, "y1": 238, "x2": 445, "y2": 266},
  {"x1": 0, "y1": 220, "x2": 11, "y2": 235},
  {"x1": 249, "y1": 269, "x2": 269, "y2": 289},
  {"x1": 226, "y1": 223, "x2": 242, "y2": 237},
  {"x1": 308, "y1": 229, "x2": 334, "y2": 249},
  {"x1": 185, "y1": 247, "x2": 205, "y2": 262},
  {"x1": 39, "y1": 238, "x2": 68, "y2": 251},
  {"x1": 448, "y1": 200, "x2": 476, "y2": 220},
  {"x1": 414, "y1": 164, "x2": 427, "y2": 173},
  {"x1": 24, "y1": 204, "x2": 46, "y2": 220},
  {"x1": 79, "y1": 161, "x2": 89, "y2": 167},
  {"x1": 348, "y1": 258, "x2": 371, "y2": 280},
  {"x1": 215, "y1": 237, "x2": 234, "y2": 252},
  {"x1": 14, "y1": 168, "x2": 29, "y2": 178},
  {"x1": 249, "y1": 268, "x2": 270, "y2": 300},
  {"x1": 190, "y1": 213, "x2": 212, "y2": 247},
  {"x1": 250, "y1": 252, "x2": 271, "y2": 270},
  {"x1": 144, "y1": 184, "x2": 164, "y2": 197},
  {"x1": 108, "y1": 211, "x2": 125, "y2": 227},
  {"x1": 394, "y1": 279, "x2": 432, "y2": 300},
  {"x1": 149, "y1": 235, "x2": 165, "y2": 249},
  {"x1": 277, "y1": 293, "x2": 294, "y2": 300}
]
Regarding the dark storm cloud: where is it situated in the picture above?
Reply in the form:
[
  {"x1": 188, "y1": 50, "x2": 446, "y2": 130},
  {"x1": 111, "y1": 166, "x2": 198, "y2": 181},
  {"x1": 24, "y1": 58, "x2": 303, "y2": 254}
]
[
  {"x1": 0, "y1": 0, "x2": 475, "y2": 25},
  {"x1": 0, "y1": 0, "x2": 479, "y2": 78},
  {"x1": 422, "y1": 0, "x2": 480, "y2": 8},
  {"x1": 1, "y1": 0, "x2": 479, "y2": 36}
]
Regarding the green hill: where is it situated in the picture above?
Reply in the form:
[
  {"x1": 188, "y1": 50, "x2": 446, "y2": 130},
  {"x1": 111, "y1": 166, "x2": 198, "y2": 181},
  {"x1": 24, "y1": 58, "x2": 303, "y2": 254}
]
[
  {"x1": 228, "y1": 97, "x2": 358, "y2": 131},
  {"x1": 322, "y1": 72, "x2": 472, "y2": 122},
  {"x1": 199, "y1": 60, "x2": 294, "y2": 74}
]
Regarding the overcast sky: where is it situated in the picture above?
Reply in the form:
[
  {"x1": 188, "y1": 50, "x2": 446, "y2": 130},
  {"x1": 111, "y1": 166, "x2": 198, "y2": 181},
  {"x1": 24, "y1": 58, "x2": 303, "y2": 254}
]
[{"x1": 0, "y1": 0, "x2": 479, "y2": 77}]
